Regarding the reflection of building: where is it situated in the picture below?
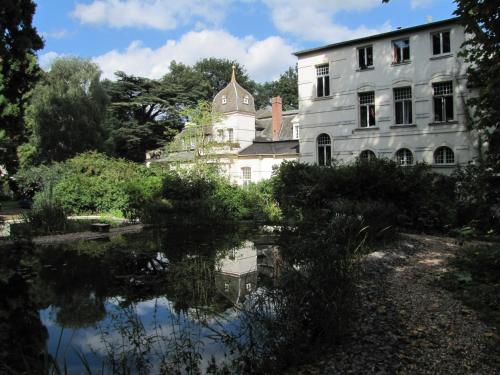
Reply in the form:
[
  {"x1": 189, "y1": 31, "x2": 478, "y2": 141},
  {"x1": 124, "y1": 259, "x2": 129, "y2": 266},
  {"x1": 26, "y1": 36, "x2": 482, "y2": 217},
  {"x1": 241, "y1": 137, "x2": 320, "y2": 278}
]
[
  {"x1": 214, "y1": 238, "x2": 281, "y2": 305},
  {"x1": 146, "y1": 68, "x2": 299, "y2": 185},
  {"x1": 295, "y1": 18, "x2": 478, "y2": 172}
]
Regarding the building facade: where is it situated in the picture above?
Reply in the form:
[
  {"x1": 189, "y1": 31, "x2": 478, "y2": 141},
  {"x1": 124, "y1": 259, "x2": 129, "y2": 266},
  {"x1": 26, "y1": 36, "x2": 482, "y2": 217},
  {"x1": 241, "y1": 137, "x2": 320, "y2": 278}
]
[{"x1": 295, "y1": 18, "x2": 479, "y2": 172}]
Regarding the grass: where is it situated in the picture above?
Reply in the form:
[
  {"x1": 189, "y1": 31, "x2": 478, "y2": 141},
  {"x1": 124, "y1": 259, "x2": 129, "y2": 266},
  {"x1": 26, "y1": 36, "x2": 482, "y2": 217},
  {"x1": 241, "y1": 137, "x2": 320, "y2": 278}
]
[{"x1": 440, "y1": 243, "x2": 500, "y2": 332}]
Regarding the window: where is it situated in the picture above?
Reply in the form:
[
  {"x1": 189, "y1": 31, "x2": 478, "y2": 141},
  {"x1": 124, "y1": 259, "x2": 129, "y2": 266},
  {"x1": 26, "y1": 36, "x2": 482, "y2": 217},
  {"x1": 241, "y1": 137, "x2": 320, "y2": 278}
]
[
  {"x1": 217, "y1": 129, "x2": 224, "y2": 141},
  {"x1": 359, "y1": 92, "x2": 376, "y2": 127},
  {"x1": 241, "y1": 167, "x2": 251, "y2": 186},
  {"x1": 358, "y1": 46, "x2": 373, "y2": 69},
  {"x1": 316, "y1": 64, "x2": 330, "y2": 97},
  {"x1": 432, "y1": 31, "x2": 451, "y2": 55},
  {"x1": 243, "y1": 95, "x2": 249, "y2": 104},
  {"x1": 360, "y1": 150, "x2": 376, "y2": 162},
  {"x1": 396, "y1": 148, "x2": 413, "y2": 166},
  {"x1": 317, "y1": 133, "x2": 331, "y2": 166},
  {"x1": 222, "y1": 95, "x2": 227, "y2": 104},
  {"x1": 394, "y1": 87, "x2": 412, "y2": 125},
  {"x1": 246, "y1": 283, "x2": 252, "y2": 292},
  {"x1": 434, "y1": 146, "x2": 454, "y2": 164},
  {"x1": 392, "y1": 39, "x2": 410, "y2": 64},
  {"x1": 227, "y1": 128, "x2": 234, "y2": 142},
  {"x1": 433, "y1": 81, "x2": 454, "y2": 122},
  {"x1": 224, "y1": 283, "x2": 230, "y2": 292},
  {"x1": 293, "y1": 123, "x2": 299, "y2": 140}
]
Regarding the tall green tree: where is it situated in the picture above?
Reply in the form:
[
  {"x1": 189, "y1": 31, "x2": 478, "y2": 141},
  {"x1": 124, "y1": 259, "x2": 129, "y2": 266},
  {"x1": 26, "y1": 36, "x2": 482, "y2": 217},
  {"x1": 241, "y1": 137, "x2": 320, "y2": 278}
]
[
  {"x1": 22, "y1": 57, "x2": 107, "y2": 165},
  {"x1": 253, "y1": 66, "x2": 298, "y2": 110},
  {"x1": 454, "y1": 0, "x2": 500, "y2": 165},
  {"x1": 103, "y1": 71, "x2": 186, "y2": 162},
  {"x1": 0, "y1": 0, "x2": 44, "y2": 173}
]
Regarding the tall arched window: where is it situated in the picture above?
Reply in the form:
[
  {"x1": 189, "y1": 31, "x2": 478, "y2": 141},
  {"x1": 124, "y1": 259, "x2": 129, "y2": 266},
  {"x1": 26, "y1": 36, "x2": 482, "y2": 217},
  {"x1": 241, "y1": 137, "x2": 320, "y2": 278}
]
[
  {"x1": 396, "y1": 148, "x2": 413, "y2": 166},
  {"x1": 360, "y1": 150, "x2": 376, "y2": 162},
  {"x1": 317, "y1": 133, "x2": 332, "y2": 166},
  {"x1": 434, "y1": 146, "x2": 454, "y2": 164}
]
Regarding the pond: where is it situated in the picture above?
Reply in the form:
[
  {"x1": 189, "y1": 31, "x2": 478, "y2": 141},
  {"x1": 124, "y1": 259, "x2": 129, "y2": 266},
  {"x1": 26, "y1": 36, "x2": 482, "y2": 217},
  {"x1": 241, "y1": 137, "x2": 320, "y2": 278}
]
[{"x1": 0, "y1": 226, "x2": 281, "y2": 374}]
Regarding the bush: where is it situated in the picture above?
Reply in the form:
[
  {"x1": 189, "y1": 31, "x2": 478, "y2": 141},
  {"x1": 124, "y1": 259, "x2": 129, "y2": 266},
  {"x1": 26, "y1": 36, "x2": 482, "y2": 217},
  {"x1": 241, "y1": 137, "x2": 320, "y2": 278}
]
[
  {"x1": 273, "y1": 159, "x2": 457, "y2": 234},
  {"x1": 22, "y1": 189, "x2": 68, "y2": 235}
]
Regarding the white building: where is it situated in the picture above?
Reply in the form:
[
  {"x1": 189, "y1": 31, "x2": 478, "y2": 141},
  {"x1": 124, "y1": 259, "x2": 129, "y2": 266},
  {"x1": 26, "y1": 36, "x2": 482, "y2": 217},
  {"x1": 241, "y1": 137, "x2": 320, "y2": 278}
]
[
  {"x1": 295, "y1": 17, "x2": 479, "y2": 172},
  {"x1": 147, "y1": 68, "x2": 300, "y2": 185}
]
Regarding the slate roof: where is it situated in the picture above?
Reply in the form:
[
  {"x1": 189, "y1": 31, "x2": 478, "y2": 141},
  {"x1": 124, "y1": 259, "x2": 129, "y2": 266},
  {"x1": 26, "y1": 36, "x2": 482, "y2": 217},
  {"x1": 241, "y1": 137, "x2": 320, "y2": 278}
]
[
  {"x1": 255, "y1": 109, "x2": 298, "y2": 141},
  {"x1": 238, "y1": 140, "x2": 299, "y2": 156},
  {"x1": 213, "y1": 67, "x2": 255, "y2": 115}
]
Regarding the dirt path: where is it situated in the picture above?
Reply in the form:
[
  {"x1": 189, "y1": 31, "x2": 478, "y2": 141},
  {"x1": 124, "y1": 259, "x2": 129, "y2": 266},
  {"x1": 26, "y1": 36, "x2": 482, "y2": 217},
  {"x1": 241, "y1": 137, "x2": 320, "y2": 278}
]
[{"x1": 295, "y1": 234, "x2": 500, "y2": 374}]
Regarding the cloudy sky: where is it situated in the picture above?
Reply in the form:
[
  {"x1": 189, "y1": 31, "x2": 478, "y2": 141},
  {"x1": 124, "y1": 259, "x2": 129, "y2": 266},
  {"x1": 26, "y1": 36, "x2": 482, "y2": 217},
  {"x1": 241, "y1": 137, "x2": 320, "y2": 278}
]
[{"x1": 34, "y1": 0, "x2": 457, "y2": 82}]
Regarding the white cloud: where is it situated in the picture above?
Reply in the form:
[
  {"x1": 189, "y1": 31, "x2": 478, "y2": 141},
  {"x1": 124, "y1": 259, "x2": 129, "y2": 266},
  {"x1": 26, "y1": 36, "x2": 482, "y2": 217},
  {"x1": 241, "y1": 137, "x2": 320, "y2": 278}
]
[
  {"x1": 264, "y1": 0, "x2": 392, "y2": 43},
  {"x1": 72, "y1": 0, "x2": 229, "y2": 30},
  {"x1": 42, "y1": 29, "x2": 70, "y2": 39},
  {"x1": 38, "y1": 51, "x2": 63, "y2": 70},
  {"x1": 410, "y1": 0, "x2": 434, "y2": 9},
  {"x1": 92, "y1": 29, "x2": 296, "y2": 82}
]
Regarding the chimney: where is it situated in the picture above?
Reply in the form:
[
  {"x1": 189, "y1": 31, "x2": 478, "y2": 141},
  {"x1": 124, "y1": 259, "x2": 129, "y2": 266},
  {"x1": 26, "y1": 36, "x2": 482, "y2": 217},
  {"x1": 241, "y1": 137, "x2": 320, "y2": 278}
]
[{"x1": 271, "y1": 96, "x2": 282, "y2": 141}]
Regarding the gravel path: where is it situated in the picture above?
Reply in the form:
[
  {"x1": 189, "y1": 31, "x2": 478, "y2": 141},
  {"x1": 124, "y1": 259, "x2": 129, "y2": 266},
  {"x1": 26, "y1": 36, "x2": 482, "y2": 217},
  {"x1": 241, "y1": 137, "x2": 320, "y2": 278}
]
[{"x1": 294, "y1": 233, "x2": 500, "y2": 374}]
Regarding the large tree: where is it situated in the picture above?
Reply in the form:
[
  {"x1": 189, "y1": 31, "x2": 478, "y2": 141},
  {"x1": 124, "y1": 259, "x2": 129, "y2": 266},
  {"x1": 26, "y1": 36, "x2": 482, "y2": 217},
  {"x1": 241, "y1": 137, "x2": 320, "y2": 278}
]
[
  {"x1": 0, "y1": 0, "x2": 44, "y2": 173},
  {"x1": 21, "y1": 57, "x2": 107, "y2": 165},
  {"x1": 454, "y1": 0, "x2": 500, "y2": 165}
]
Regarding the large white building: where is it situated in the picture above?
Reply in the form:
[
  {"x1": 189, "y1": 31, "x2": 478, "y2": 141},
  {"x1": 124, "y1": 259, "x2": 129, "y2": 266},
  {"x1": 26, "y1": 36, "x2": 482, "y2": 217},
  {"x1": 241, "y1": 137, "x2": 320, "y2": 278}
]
[
  {"x1": 295, "y1": 17, "x2": 479, "y2": 172},
  {"x1": 147, "y1": 68, "x2": 299, "y2": 185}
]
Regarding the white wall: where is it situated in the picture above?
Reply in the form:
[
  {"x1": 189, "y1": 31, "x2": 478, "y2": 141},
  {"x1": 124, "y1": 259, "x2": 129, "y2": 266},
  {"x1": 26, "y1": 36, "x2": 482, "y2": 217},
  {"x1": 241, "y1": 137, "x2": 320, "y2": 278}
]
[
  {"x1": 213, "y1": 112, "x2": 256, "y2": 152},
  {"x1": 297, "y1": 22, "x2": 478, "y2": 171},
  {"x1": 229, "y1": 155, "x2": 296, "y2": 185}
]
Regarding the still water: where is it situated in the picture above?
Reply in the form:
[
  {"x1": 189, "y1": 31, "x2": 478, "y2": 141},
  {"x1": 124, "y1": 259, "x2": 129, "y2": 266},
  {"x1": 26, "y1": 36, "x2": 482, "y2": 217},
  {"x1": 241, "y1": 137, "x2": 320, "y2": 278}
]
[{"x1": 1, "y1": 226, "x2": 280, "y2": 374}]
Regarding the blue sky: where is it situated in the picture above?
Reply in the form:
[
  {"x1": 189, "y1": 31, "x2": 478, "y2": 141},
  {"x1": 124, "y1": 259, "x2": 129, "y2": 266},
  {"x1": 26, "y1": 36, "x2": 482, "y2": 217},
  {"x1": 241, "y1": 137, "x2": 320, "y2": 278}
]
[{"x1": 33, "y1": 0, "x2": 458, "y2": 82}]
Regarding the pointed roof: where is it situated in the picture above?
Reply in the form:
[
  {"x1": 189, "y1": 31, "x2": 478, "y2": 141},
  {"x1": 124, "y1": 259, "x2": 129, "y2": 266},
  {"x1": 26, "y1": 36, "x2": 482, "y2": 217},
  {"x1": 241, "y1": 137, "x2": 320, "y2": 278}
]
[{"x1": 212, "y1": 66, "x2": 255, "y2": 115}]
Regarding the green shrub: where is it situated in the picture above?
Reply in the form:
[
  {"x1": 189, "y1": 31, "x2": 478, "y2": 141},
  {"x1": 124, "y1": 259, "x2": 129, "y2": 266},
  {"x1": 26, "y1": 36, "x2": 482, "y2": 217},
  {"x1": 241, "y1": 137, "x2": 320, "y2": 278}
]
[{"x1": 22, "y1": 189, "x2": 68, "y2": 235}]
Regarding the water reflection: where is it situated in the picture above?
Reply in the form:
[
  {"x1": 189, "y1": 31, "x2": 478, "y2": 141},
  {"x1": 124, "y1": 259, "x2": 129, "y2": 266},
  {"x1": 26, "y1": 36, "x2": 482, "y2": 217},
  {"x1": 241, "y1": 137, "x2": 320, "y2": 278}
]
[{"x1": 0, "y1": 227, "x2": 279, "y2": 374}]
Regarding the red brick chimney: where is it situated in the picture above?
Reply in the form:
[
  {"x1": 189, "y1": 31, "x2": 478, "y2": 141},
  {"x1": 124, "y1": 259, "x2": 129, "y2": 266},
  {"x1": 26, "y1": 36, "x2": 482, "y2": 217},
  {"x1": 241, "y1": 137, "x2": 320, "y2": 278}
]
[{"x1": 271, "y1": 96, "x2": 282, "y2": 141}]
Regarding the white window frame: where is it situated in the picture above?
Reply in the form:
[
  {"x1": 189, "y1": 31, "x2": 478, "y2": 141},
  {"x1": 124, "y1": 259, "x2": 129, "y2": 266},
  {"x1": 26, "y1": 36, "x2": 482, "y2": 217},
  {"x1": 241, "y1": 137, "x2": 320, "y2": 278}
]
[
  {"x1": 243, "y1": 95, "x2": 249, "y2": 104},
  {"x1": 316, "y1": 64, "x2": 330, "y2": 98},
  {"x1": 358, "y1": 45, "x2": 373, "y2": 70},
  {"x1": 396, "y1": 148, "x2": 414, "y2": 166},
  {"x1": 434, "y1": 146, "x2": 455, "y2": 165},
  {"x1": 317, "y1": 133, "x2": 332, "y2": 166},
  {"x1": 432, "y1": 81, "x2": 454, "y2": 123},
  {"x1": 293, "y1": 123, "x2": 299, "y2": 140},
  {"x1": 359, "y1": 91, "x2": 376, "y2": 128},
  {"x1": 392, "y1": 38, "x2": 410, "y2": 64},
  {"x1": 241, "y1": 167, "x2": 251, "y2": 186},
  {"x1": 431, "y1": 30, "x2": 451, "y2": 56},
  {"x1": 393, "y1": 87, "x2": 413, "y2": 125},
  {"x1": 227, "y1": 128, "x2": 234, "y2": 142},
  {"x1": 222, "y1": 95, "x2": 227, "y2": 104}
]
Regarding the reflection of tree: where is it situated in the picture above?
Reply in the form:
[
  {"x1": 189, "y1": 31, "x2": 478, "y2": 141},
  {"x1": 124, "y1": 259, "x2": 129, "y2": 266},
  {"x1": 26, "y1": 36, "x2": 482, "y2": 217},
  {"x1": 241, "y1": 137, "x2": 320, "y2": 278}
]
[{"x1": 0, "y1": 242, "x2": 47, "y2": 374}]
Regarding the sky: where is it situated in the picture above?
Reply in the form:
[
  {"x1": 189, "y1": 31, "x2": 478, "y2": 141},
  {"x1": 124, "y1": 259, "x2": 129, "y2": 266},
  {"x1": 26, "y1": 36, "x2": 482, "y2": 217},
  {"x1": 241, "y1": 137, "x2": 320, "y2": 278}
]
[{"x1": 33, "y1": 0, "x2": 458, "y2": 82}]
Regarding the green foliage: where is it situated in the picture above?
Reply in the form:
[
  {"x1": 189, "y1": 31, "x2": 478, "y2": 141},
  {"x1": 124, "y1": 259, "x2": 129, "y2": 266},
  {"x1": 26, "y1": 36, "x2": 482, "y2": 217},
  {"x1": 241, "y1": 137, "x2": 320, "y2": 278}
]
[
  {"x1": 22, "y1": 188, "x2": 68, "y2": 235},
  {"x1": 441, "y1": 243, "x2": 500, "y2": 331},
  {"x1": 0, "y1": 0, "x2": 44, "y2": 174},
  {"x1": 273, "y1": 159, "x2": 456, "y2": 234},
  {"x1": 17, "y1": 152, "x2": 166, "y2": 217},
  {"x1": 253, "y1": 66, "x2": 298, "y2": 110},
  {"x1": 22, "y1": 57, "x2": 108, "y2": 165},
  {"x1": 454, "y1": 0, "x2": 500, "y2": 165}
]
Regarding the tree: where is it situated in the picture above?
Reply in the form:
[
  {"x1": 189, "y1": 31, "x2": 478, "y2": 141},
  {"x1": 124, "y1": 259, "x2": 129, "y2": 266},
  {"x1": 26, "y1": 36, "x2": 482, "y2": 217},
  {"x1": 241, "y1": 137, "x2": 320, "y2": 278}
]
[
  {"x1": 22, "y1": 57, "x2": 107, "y2": 165},
  {"x1": 0, "y1": 0, "x2": 44, "y2": 174},
  {"x1": 103, "y1": 70, "x2": 187, "y2": 162},
  {"x1": 454, "y1": 0, "x2": 500, "y2": 165},
  {"x1": 253, "y1": 66, "x2": 298, "y2": 110}
]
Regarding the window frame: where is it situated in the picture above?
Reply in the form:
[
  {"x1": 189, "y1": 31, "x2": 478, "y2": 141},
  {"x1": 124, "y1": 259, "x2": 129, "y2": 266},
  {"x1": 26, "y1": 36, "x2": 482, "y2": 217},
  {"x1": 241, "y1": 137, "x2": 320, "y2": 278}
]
[
  {"x1": 431, "y1": 30, "x2": 451, "y2": 56},
  {"x1": 360, "y1": 150, "x2": 376, "y2": 162},
  {"x1": 316, "y1": 63, "x2": 330, "y2": 98},
  {"x1": 434, "y1": 146, "x2": 455, "y2": 165},
  {"x1": 392, "y1": 38, "x2": 411, "y2": 64},
  {"x1": 432, "y1": 81, "x2": 454, "y2": 123},
  {"x1": 222, "y1": 95, "x2": 227, "y2": 104},
  {"x1": 227, "y1": 128, "x2": 234, "y2": 142},
  {"x1": 241, "y1": 167, "x2": 251, "y2": 186},
  {"x1": 359, "y1": 91, "x2": 376, "y2": 128},
  {"x1": 317, "y1": 133, "x2": 332, "y2": 166},
  {"x1": 358, "y1": 45, "x2": 374, "y2": 70},
  {"x1": 393, "y1": 86, "x2": 413, "y2": 125},
  {"x1": 395, "y1": 148, "x2": 414, "y2": 166},
  {"x1": 293, "y1": 123, "x2": 300, "y2": 140}
]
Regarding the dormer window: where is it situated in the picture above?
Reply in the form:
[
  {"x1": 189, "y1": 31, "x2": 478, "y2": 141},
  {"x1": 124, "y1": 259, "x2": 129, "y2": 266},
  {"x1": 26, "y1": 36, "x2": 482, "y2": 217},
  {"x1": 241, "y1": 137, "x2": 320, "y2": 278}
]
[
  {"x1": 293, "y1": 123, "x2": 299, "y2": 140},
  {"x1": 243, "y1": 95, "x2": 249, "y2": 104},
  {"x1": 222, "y1": 95, "x2": 227, "y2": 104}
]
